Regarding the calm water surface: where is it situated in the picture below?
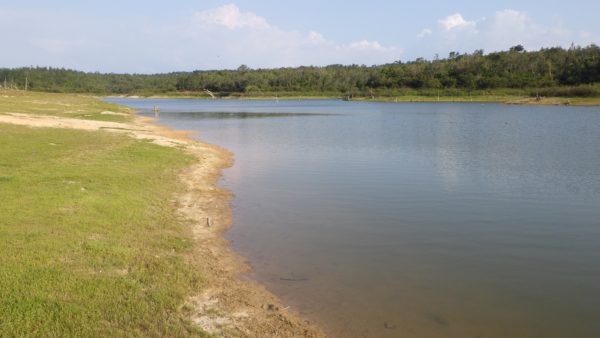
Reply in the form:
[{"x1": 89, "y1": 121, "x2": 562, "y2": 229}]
[{"x1": 107, "y1": 98, "x2": 600, "y2": 338}]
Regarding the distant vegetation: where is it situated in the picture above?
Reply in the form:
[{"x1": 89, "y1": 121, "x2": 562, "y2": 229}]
[{"x1": 2, "y1": 45, "x2": 600, "y2": 98}]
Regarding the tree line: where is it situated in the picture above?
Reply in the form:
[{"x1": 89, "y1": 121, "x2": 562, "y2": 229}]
[{"x1": 2, "y1": 44, "x2": 599, "y2": 97}]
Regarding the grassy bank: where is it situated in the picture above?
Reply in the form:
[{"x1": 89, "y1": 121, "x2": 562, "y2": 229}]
[
  {"x1": 0, "y1": 92, "x2": 208, "y2": 336},
  {"x1": 0, "y1": 90, "x2": 131, "y2": 122}
]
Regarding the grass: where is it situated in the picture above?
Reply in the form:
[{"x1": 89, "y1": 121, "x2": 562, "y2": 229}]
[
  {"x1": 0, "y1": 93, "x2": 209, "y2": 336},
  {"x1": 0, "y1": 89, "x2": 132, "y2": 122}
]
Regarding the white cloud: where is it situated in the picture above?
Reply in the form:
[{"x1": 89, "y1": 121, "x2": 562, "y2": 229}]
[
  {"x1": 417, "y1": 28, "x2": 432, "y2": 38},
  {"x1": 438, "y1": 13, "x2": 476, "y2": 31},
  {"x1": 194, "y1": 3, "x2": 269, "y2": 30},
  {"x1": 177, "y1": 4, "x2": 402, "y2": 69},
  {"x1": 483, "y1": 9, "x2": 574, "y2": 49},
  {"x1": 415, "y1": 9, "x2": 595, "y2": 58},
  {"x1": 494, "y1": 9, "x2": 528, "y2": 28},
  {"x1": 348, "y1": 40, "x2": 385, "y2": 51},
  {"x1": 0, "y1": 4, "x2": 402, "y2": 72},
  {"x1": 486, "y1": 9, "x2": 540, "y2": 43},
  {"x1": 307, "y1": 31, "x2": 326, "y2": 44}
]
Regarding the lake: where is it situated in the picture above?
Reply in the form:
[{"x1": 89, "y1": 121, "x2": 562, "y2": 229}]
[{"x1": 106, "y1": 98, "x2": 600, "y2": 338}]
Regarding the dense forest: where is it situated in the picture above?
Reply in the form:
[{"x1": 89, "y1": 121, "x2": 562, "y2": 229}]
[{"x1": 2, "y1": 45, "x2": 600, "y2": 98}]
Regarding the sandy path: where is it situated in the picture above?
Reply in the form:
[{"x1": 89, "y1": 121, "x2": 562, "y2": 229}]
[
  {"x1": 0, "y1": 112, "x2": 325, "y2": 337},
  {"x1": 0, "y1": 113, "x2": 188, "y2": 147}
]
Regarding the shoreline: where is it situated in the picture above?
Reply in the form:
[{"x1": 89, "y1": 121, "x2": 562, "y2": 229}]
[
  {"x1": 134, "y1": 114, "x2": 326, "y2": 337},
  {"x1": 0, "y1": 106, "x2": 325, "y2": 336},
  {"x1": 105, "y1": 93, "x2": 600, "y2": 106}
]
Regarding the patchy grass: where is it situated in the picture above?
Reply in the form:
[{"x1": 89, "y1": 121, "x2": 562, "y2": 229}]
[
  {"x1": 0, "y1": 90, "x2": 132, "y2": 122},
  {"x1": 0, "y1": 122, "x2": 208, "y2": 336}
]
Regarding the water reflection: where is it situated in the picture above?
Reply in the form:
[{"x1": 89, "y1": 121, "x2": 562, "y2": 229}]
[
  {"x1": 105, "y1": 98, "x2": 600, "y2": 338},
  {"x1": 142, "y1": 111, "x2": 334, "y2": 120}
]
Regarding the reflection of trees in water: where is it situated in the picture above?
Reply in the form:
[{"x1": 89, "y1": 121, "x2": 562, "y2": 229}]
[{"x1": 150, "y1": 111, "x2": 334, "y2": 120}]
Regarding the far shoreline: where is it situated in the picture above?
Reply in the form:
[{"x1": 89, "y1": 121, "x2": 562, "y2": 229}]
[{"x1": 104, "y1": 93, "x2": 600, "y2": 107}]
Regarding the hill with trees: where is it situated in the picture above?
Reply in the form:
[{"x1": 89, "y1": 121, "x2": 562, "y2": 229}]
[{"x1": 2, "y1": 45, "x2": 599, "y2": 99}]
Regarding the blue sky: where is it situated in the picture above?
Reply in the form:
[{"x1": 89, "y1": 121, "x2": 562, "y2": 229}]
[{"x1": 1, "y1": 0, "x2": 598, "y2": 73}]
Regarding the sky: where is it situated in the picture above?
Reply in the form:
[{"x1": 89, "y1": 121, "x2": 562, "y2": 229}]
[{"x1": 1, "y1": 0, "x2": 598, "y2": 73}]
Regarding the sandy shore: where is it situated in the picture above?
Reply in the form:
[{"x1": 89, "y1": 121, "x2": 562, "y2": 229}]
[{"x1": 0, "y1": 112, "x2": 325, "y2": 337}]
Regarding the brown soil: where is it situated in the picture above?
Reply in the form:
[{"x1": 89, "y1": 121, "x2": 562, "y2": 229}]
[
  {"x1": 505, "y1": 97, "x2": 574, "y2": 106},
  {"x1": 0, "y1": 112, "x2": 326, "y2": 337}
]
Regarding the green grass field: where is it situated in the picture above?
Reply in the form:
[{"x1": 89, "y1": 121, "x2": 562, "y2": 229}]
[
  {"x1": 0, "y1": 92, "x2": 208, "y2": 336},
  {"x1": 0, "y1": 90, "x2": 131, "y2": 122}
]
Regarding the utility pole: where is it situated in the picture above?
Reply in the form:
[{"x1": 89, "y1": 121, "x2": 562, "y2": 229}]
[{"x1": 25, "y1": 76, "x2": 28, "y2": 91}]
